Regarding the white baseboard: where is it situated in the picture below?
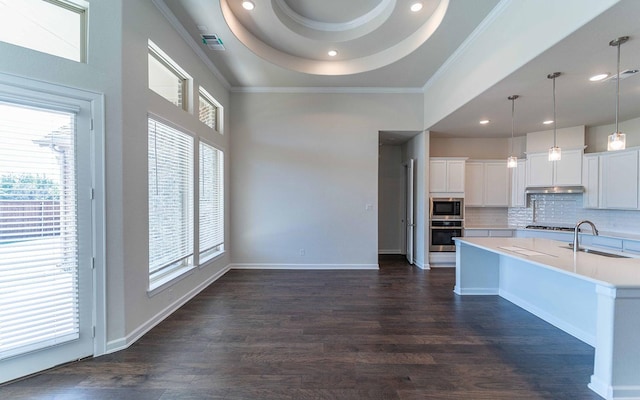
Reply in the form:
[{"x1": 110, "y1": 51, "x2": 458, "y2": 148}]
[
  {"x1": 454, "y1": 286, "x2": 499, "y2": 295},
  {"x1": 105, "y1": 264, "x2": 231, "y2": 354},
  {"x1": 378, "y1": 249, "x2": 402, "y2": 255},
  {"x1": 229, "y1": 263, "x2": 379, "y2": 270},
  {"x1": 589, "y1": 377, "x2": 640, "y2": 400}
]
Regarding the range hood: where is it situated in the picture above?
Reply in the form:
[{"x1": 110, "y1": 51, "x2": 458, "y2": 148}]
[{"x1": 525, "y1": 186, "x2": 585, "y2": 194}]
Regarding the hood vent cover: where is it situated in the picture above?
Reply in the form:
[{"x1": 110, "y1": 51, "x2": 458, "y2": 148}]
[{"x1": 525, "y1": 186, "x2": 584, "y2": 194}]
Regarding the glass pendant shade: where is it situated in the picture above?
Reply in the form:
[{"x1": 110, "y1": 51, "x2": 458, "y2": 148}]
[
  {"x1": 608, "y1": 132, "x2": 626, "y2": 151},
  {"x1": 548, "y1": 146, "x2": 561, "y2": 161},
  {"x1": 507, "y1": 156, "x2": 518, "y2": 168}
]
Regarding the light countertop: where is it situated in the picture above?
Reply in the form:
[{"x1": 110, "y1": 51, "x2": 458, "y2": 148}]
[{"x1": 455, "y1": 237, "x2": 640, "y2": 288}]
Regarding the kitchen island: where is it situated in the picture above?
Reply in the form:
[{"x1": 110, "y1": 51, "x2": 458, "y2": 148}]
[{"x1": 454, "y1": 237, "x2": 640, "y2": 400}]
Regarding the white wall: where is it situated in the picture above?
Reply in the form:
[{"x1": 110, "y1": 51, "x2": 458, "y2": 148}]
[
  {"x1": 117, "y1": 0, "x2": 231, "y2": 348},
  {"x1": 430, "y1": 137, "x2": 510, "y2": 159},
  {"x1": 229, "y1": 92, "x2": 423, "y2": 268},
  {"x1": 378, "y1": 145, "x2": 404, "y2": 254}
]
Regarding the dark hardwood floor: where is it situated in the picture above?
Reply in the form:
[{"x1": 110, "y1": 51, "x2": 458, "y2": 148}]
[{"x1": 1, "y1": 255, "x2": 601, "y2": 399}]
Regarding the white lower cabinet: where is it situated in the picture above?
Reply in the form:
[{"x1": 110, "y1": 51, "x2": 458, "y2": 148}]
[
  {"x1": 465, "y1": 160, "x2": 509, "y2": 207},
  {"x1": 464, "y1": 229, "x2": 514, "y2": 238}
]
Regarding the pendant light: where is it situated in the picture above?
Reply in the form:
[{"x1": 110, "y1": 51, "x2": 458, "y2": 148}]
[
  {"x1": 507, "y1": 95, "x2": 519, "y2": 168},
  {"x1": 547, "y1": 72, "x2": 562, "y2": 161},
  {"x1": 607, "y1": 36, "x2": 629, "y2": 151}
]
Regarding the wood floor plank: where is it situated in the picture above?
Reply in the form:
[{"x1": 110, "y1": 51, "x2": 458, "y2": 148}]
[{"x1": 0, "y1": 255, "x2": 602, "y2": 399}]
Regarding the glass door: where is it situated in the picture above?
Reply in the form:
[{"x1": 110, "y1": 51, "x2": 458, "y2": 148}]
[{"x1": 0, "y1": 97, "x2": 93, "y2": 383}]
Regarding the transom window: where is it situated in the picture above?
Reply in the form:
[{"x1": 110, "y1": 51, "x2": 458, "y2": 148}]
[
  {"x1": 198, "y1": 88, "x2": 222, "y2": 133},
  {"x1": 148, "y1": 42, "x2": 189, "y2": 110},
  {"x1": 0, "y1": 0, "x2": 87, "y2": 62}
]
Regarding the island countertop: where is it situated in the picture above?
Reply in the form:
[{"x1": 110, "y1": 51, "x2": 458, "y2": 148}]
[{"x1": 454, "y1": 237, "x2": 640, "y2": 288}]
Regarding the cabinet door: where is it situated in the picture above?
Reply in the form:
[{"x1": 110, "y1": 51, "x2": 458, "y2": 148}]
[
  {"x1": 554, "y1": 149, "x2": 582, "y2": 186},
  {"x1": 583, "y1": 155, "x2": 599, "y2": 209},
  {"x1": 510, "y1": 160, "x2": 526, "y2": 207},
  {"x1": 601, "y1": 150, "x2": 639, "y2": 209},
  {"x1": 465, "y1": 162, "x2": 484, "y2": 206},
  {"x1": 527, "y1": 153, "x2": 553, "y2": 186},
  {"x1": 447, "y1": 160, "x2": 466, "y2": 192},
  {"x1": 484, "y1": 162, "x2": 509, "y2": 206},
  {"x1": 429, "y1": 160, "x2": 447, "y2": 192}
]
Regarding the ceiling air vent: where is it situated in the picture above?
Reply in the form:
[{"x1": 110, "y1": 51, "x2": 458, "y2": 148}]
[
  {"x1": 603, "y1": 69, "x2": 639, "y2": 82},
  {"x1": 201, "y1": 34, "x2": 225, "y2": 51}
]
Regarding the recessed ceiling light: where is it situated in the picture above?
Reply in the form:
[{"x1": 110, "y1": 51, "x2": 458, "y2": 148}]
[
  {"x1": 410, "y1": 2, "x2": 423, "y2": 12},
  {"x1": 479, "y1": 119, "x2": 490, "y2": 125},
  {"x1": 589, "y1": 73, "x2": 609, "y2": 82},
  {"x1": 242, "y1": 1, "x2": 255, "y2": 11},
  {"x1": 543, "y1": 120, "x2": 554, "y2": 125},
  {"x1": 328, "y1": 50, "x2": 338, "y2": 57}
]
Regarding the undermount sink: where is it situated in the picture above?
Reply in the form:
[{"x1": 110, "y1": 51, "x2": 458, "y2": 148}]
[{"x1": 560, "y1": 245, "x2": 630, "y2": 258}]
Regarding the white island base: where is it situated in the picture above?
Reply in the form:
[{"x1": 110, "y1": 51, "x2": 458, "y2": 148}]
[{"x1": 454, "y1": 237, "x2": 640, "y2": 400}]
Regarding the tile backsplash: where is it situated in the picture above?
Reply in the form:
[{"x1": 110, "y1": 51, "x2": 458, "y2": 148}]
[
  {"x1": 507, "y1": 193, "x2": 640, "y2": 234},
  {"x1": 465, "y1": 207, "x2": 508, "y2": 227}
]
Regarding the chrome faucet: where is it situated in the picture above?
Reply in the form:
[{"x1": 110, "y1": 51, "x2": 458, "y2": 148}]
[{"x1": 573, "y1": 220, "x2": 599, "y2": 253}]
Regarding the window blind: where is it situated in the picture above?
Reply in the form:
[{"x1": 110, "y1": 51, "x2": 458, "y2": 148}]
[
  {"x1": 199, "y1": 142, "x2": 224, "y2": 261},
  {"x1": 198, "y1": 93, "x2": 217, "y2": 131},
  {"x1": 0, "y1": 102, "x2": 79, "y2": 360},
  {"x1": 148, "y1": 118, "x2": 194, "y2": 280}
]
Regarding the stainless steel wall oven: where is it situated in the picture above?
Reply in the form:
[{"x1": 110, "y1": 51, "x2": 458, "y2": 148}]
[{"x1": 430, "y1": 220, "x2": 463, "y2": 252}]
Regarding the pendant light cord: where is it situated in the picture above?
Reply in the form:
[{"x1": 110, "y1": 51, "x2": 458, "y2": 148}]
[
  {"x1": 615, "y1": 40, "x2": 621, "y2": 134},
  {"x1": 552, "y1": 75, "x2": 557, "y2": 147}
]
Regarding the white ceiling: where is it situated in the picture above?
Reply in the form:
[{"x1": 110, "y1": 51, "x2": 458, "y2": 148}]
[{"x1": 159, "y1": 0, "x2": 640, "y2": 140}]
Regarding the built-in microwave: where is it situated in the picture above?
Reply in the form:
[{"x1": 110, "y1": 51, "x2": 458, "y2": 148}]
[{"x1": 430, "y1": 197, "x2": 464, "y2": 220}]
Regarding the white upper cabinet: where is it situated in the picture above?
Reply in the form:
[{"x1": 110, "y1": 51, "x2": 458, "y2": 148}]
[
  {"x1": 582, "y1": 154, "x2": 600, "y2": 209},
  {"x1": 600, "y1": 149, "x2": 639, "y2": 210},
  {"x1": 526, "y1": 149, "x2": 583, "y2": 187},
  {"x1": 554, "y1": 149, "x2": 583, "y2": 185},
  {"x1": 510, "y1": 159, "x2": 527, "y2": 208},
  {"x1": 464, "y1": 162, "x2": 484, "y2": 206},
  {"x1": 526, "y1": 152, "x2": 554, "y2": 186},
  {"x1": 430, "y1": 158, "x2": 466, "y2": 194},
  {"x1": 465, "y1": 160, "x2": 509, "y2": 207}
]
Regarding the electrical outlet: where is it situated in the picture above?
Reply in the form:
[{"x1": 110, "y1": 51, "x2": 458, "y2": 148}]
[{"x1": 299, "y1": 248, "x2": 305, "y2": 256}]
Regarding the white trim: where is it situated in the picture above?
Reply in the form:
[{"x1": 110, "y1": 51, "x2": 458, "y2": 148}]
[
  {"x1": 378, "y1": 249, "x2": 402, "y2": 255},
  {"x1": 422, "y1": 0, "x2": 512, "y2": 92},
  {"x1": 106, "y1": 264, "x2": 231, "y2": 354},
  {"x1": 151, "y1": 0, "x2": 231, "y2": 90},
  {"x1": 0, "y1": 71, "x2": 107, "y2": 372},
  {"x1": 229, "y1": 263, "x2": 379, "y2": 270},
  {"x1": 231, "y1": 86, "x2": 424, "y2": 94},
  {"x1": 453, "y1": 287, "x2": 499, "y2": 295}
]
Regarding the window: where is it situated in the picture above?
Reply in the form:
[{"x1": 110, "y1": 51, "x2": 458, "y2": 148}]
[
  {"x1": 0, "y1": 0, "x2": 86, "y2": 62},
  {"x1": 198, "y1": 88, "x2": 221, "y2": 132},
  {"x1": 199, "y1": 142, "x2": 224, "y2": 262},
  {"x1": 148, "y1": 42, "x2": 189, "y2": 110},
  {"x1": 148, "y1": 118, "x2": 194, "y2": 284}
]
